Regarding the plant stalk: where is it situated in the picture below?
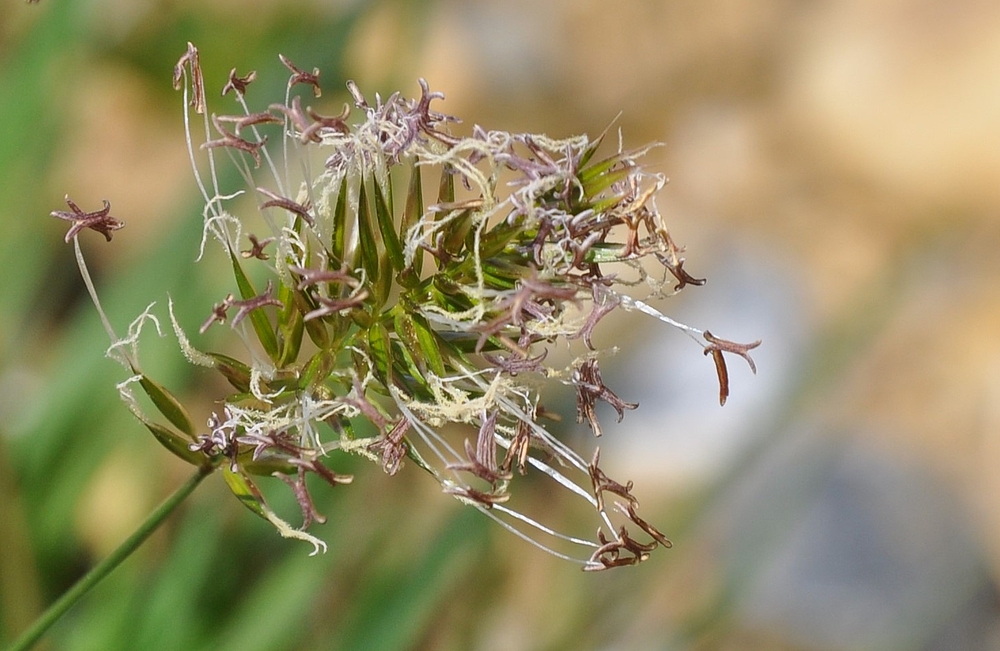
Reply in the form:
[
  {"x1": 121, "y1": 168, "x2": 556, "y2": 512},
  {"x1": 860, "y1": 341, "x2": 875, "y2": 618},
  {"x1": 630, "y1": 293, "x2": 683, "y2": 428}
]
[{"x1": 4, "y1": 466, "x2": 212, "y2": 651}]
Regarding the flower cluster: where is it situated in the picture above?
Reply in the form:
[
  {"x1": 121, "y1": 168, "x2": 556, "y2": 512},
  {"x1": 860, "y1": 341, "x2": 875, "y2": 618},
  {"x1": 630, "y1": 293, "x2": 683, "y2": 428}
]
[{"x1": 55, "y1": 43, "x2": 758, "y2": 570}]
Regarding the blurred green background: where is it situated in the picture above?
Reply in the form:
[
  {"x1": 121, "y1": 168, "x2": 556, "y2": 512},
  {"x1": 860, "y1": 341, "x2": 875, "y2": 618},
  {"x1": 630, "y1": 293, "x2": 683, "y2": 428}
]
[{"x1": 3, "y1": 1, "x2": 1000, "y2": 649}]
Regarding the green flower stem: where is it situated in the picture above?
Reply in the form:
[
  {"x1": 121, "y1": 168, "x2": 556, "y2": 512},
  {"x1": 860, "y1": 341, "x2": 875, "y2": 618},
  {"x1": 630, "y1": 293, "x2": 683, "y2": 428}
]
[{"x1": 5, "y1": 466, "x2": 213, "y2": 651}]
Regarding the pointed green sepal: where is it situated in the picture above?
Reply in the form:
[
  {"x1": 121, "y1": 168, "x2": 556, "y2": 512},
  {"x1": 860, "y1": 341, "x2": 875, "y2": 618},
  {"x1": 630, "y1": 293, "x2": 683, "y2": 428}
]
[
  {"x1": 442, "y1": 207, "x2": 475, "y2": 258},
  {"x1": 479, "y1": 219, "x2": 521, "y2": 258},
  {"x1": 241, "y1": 455, "x2": 297, "y2": 477},
  {"x1": 436, "y1": 165, "x2": 455, "y2": 205},
  {"x1": 329, "y1": 175, "x2": 348, "y2": 265},
  {"x1": 277, "y1": 282, "x2": 304, "y2": 367},
  {"x1": 143, "y1": 420, "x2": 208, "y2": 467},
  {"x1": 206, "y1": 352, "x2": 253, "y2": 393},
  {"x1": 300, "y1": 349, "x2": 338, "y2": 389},
  {"x1": 367, "y1": 321, "x2": 394, "y2": 386},
  {"x1": 408, "y1": 310, "x2": 445, "y2": 378},
  {"x1": 402, "y1": 162, "x2": 424, "y2": 276},
  {"x1": 230, "y1": 252, "x2": 280, "y2": 362},
  {"x1": 222, "y1": 466, "x2": 268, "y2": 520},
  {"x1": 577, "y1": 152, "x2": 626, "y2": 185},
  {"x1": 392, "y1": 308, "x2": 427, "y2": 377},
  {"x1": 586, "y1": 192, "x2": 627, "y2": 214},
  {"x1": 373, "y1": 178, "x2": 405, "y2": 272},
  {"x1": 356, "y1": 180, "x2": 380, "y2": 285},
  {"x1": 577, "y1": 128, "x2": 609, "y2": 170},
  {"x1": 139, "y1": 374, "x2": 196, "y2": 439}
]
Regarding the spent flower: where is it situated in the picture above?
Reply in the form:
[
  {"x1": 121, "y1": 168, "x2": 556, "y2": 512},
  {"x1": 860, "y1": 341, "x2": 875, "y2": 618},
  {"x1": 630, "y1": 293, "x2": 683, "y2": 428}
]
[{"x1": 55, "y1": 43, "x2": 759, "y2": 570}]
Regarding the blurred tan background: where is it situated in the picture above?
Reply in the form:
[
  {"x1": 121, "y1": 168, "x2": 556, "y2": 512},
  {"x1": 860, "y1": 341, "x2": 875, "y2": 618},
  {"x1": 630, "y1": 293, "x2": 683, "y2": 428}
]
[
  {"x1": 2, "y1": 0, "x2": 999, "y2": 649},
  {"x1": 417, "y1": 2, "x2": 1000, "y2": 648}
]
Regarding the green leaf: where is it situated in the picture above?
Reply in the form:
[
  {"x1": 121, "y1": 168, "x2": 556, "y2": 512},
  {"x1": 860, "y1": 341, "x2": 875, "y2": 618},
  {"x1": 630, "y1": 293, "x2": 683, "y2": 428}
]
[
  {"x1": 299, "y1": 349, "x2": 337, "y2": 389},
  {"x1": 442, "y1": 207, "x2": 475, "y2": 258},
  {"x1": 207, "y1": 352, "x2": 252, "y2": 393},
  {"x1": 480, "y1": 259, "x2": 522, "y2": 290},
  {"x1": 402, "y1": 161, "x2": 424, "y2": 276},
  {"x1": 479, "y1": 219, "x2": 521, "y2": 258},
  {"x1": 290, "y1": 287, "x2": 331, "y2": 349},
  {"x1": 277, "y1": 282, "x2": 304, "y2": 367},
  {"x1": 577, "y1": 151, "x2": 625, "y2": 185},
  {"x1": 410, "y1": 310, "x2": 446, "y2": 378},
  {"x1": 230, "y1": 252, "x2": 280, "y2": 362},
  {"x1": 577, "y1": 128, "x2": 609, "y2": 169},
  {"x1": 392, "y1": 308, "x2": 427, "y2": 378},
  {"x1": 375, "y1": 244, "x2": 393, "y2": 308},
  {"x1": 331, "y1": 174, "x2": 348, "y2": 267},
  {"x1": 580, "y1": 168, "x2": 629, "y2": 205},
  {"x1": 142, "y1": 420, "x2": 207, "y2": 467},
  {"x1": 356, "y1": 180, "x2": 381, "y2": 287},
  {"x1": 139, "y1": 374, "x2": 195, "y2": 439},
  {"x1": 581, "y1": 241, "x2": 631, "y2": 264},
  {"x1": 367, "y1": 321, "x2": 393, "y2": 386},
  {"x1": 241, "y1": 455, "x2": 297, "y2": 477},
  {"x1": 222, "y1": 466, "x2": 268, "y2": 520},
  {"x1": 586, "y1": 192, "x2": 627, "y2": 214},
  {"x1": 373, "y1": 177, "x2": 405, "y2": 272},
  {"x1": 436, "y1": 164, "x2": 455, "y2": 205}
]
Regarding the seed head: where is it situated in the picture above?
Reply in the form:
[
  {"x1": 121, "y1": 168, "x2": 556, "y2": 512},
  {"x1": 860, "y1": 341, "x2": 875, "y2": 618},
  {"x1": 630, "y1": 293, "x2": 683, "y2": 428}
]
[{"x1": 53, "y1": 44, "x2": 760, "y2": 570}]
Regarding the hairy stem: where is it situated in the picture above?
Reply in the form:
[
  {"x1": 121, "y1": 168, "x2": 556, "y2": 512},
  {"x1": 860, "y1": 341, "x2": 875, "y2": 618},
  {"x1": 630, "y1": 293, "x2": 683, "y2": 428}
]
[{"x1": 4, "y1": 467, "x2": 212, "y2": 651}]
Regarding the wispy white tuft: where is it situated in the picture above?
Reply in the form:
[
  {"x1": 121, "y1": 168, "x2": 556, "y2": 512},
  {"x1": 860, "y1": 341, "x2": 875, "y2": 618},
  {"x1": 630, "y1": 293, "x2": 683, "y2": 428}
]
[{"x1": 168, "y1": 297, "x2": 217, "y2": 367}]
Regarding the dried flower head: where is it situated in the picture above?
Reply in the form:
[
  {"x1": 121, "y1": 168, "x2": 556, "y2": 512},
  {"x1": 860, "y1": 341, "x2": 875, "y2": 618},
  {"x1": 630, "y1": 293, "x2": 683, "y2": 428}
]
[
  {"x1": 51, "y1": 195, "x2": 124, "y2": 243},
  {"x1": 56, "y1": 44, "x2": 759, "y2": 569}
]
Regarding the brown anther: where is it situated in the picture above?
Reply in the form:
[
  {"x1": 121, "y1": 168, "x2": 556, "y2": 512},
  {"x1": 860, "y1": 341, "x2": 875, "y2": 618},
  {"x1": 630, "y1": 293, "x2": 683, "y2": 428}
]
[
  {"x1": 216, "y1": 111, "x2": 282, "y2": 134},
  {"x1": 569, "y1": 284, "x2": 620, "y2": 350},
  {"x1": 302, "y1": 289, "x2": 369, "y2": 322},
  {"x1": 289, "y1": 264, "x2": 359, "y2": 290},
  {"x1": 50, "y1": 195, "x2": 124, "y2": 242},
  {"x1": 222, "y1": 68, "x2": 257, "y2": 97},
  {"x1": 369, "y1": 417, "x2": 411, "y2": 475},
  {"x1": 657, "y1": 253, "x2": 706, "y2": 291},
  {"x1": 448, "y1": 412, "x2": 511, "y2": 485},
  {"x1": 588, "y1": 448, "x2": 639, "y2": 512},
  {"x1": 229, "y1": 280, "x2": 282, "y2": 328},
  {"x1": 203, "y1": 115, "x2": 267, "y2": 167},
  {"x1": 279, "y1": 53, "x2": 321, "y2": 97},
  {"x1": 200, "y1": 293, "x2": 234, "y2": 333},
  {"x1": 256, "y1": 187, "x2": 314, "y2": 225},
  {"x1": 302, "y1": 104, "x2": 351, "y2": 141},
  {"x1": 241, "y1": 233, "x2": 274, "y2": 260},
  {"x1": 499, "y1": 419, "x2": 532, "y2": 476},
  {"x1": 173, "y1": 42, "x2": 206, "y2": 114},
  {"x1": 343, "y1": 377, "x2": 389, "y2": 431},
  {"x1": 703, "y1": 331, "x2": 761, "y2": 406},
  {"x1": 275, "y1": 467, "x2": 327, "y2": 528},
  {"x1": 444, "y1": 484, "x2": 510, "y2": 508},
  {"x1": 622, "y1": 502, "x2": 672, "y2": 548},
  {"x1": 618, "y1": 525, "x2": 658, "y2": 555},
  {"x1": 290, "y1": 457, "x2": 354, "y2": 488},
  {"x1": 574, "y1": 358, "x2": 638, "y2": 437}
]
